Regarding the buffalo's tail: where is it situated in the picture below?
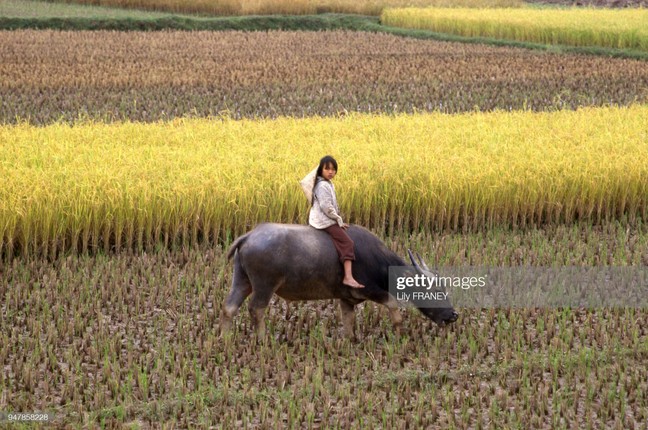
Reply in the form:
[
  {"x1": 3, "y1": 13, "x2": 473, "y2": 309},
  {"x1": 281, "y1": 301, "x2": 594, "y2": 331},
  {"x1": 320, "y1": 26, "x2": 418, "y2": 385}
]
[{"x1": 226, "y1": 233, "x2": 250, "y2": 261}]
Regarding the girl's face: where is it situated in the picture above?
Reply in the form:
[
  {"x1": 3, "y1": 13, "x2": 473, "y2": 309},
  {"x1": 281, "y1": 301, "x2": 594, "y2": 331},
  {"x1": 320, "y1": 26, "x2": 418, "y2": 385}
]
[{"x1": 322, "y1": 163, "x2": 337, "y2": 181}]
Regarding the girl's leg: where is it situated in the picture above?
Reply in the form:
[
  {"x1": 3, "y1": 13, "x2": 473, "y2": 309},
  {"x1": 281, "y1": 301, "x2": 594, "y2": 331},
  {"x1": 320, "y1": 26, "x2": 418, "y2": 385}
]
[
  {"x1": 323, "y1": 225, "x2": 364, "y2": 288},
  {"x1": 343, "y1": 259, "x2": 364, "y2": 288}
]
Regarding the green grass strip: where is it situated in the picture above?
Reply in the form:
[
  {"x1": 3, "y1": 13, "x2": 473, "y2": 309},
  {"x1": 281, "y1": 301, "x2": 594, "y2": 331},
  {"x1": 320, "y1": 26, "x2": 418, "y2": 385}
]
[
  {"x1": 1, "y1": 13, "x2": 647, "y2": 60},
  {"x1": 0, "y1": 13, "x2": 372, "y2": 31},
  {"x1": 0, "y1": 0, "x2": 182, "y2": 19}
]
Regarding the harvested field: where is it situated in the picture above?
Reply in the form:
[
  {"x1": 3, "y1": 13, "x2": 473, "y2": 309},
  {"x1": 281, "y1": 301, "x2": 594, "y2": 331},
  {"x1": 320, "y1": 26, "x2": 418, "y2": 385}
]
[
  {"x1": 1, "y1": 30, "x2": 647, "y2": 124},
  {"x1": 2, "y1": 223, "x2": 647, "y2": 427}
]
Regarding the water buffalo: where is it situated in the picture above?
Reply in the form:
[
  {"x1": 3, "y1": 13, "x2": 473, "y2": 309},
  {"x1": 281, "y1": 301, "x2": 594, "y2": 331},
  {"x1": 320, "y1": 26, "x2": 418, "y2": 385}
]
[{"x1": 221, "y1": 223, "x2": 458, "y2": 339}]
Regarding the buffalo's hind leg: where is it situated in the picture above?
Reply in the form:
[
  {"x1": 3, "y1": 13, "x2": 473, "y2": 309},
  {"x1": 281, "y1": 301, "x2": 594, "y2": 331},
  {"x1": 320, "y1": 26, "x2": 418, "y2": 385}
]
[
  {"x1": 220, "y1": 252, "x2": 252, "y2": 336},
  {"x1": 248, "y1": 287, "x2": 275, "y2": 339}
]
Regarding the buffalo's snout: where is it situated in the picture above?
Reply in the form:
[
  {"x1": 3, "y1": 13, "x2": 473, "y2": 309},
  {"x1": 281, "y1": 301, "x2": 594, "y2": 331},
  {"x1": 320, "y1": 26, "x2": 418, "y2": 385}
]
[
  {"x1": 423, "y1": 307, "x2": 459, "y2": 326},
  {"x1": 437, "y1": 310, "x2": 459, "y2": 327}
]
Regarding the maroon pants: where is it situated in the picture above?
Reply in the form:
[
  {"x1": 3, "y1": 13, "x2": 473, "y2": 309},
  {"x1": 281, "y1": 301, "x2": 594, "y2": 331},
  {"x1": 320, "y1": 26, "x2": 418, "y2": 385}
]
[{"x1": 323, "y1": 224, "x2": 355, "y2": 263}]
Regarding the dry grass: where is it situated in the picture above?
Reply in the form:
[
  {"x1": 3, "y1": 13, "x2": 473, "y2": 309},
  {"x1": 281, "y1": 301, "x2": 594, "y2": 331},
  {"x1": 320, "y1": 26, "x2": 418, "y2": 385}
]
[
  {"x1": 43, "y1": 0, "x2": 523, "y2": 16},
  {"x1": 1, "y1": 30, "x2": 647, "y2": 124}
]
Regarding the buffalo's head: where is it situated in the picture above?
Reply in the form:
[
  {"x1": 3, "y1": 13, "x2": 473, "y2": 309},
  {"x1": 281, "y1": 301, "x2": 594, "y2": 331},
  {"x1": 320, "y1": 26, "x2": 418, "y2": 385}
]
[{"x1": 407, "y1": 249, "x2": 459, "y2": 327}]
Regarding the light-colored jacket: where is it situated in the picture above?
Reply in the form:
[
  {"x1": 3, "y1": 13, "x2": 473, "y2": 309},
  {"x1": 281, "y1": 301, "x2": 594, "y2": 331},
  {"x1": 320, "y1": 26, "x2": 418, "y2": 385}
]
[{"x1": 308, "y1": 176, "x2": 344, "y2": 229}]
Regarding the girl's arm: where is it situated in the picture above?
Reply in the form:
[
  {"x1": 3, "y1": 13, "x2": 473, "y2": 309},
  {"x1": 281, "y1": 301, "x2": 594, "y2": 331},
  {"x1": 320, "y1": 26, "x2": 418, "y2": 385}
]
[{"x1": 315, "y1": 182, "x2": 344, "y2": 226}]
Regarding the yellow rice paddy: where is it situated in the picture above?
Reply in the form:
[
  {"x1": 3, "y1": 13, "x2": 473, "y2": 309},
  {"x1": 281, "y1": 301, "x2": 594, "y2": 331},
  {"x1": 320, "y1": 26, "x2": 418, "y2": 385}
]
[
  {"x1": 1, "y1": 105, "x2": 647, "y2": 258},
  {"x1": 381, "y1": 7, "x2": 648, "y2": 51}
]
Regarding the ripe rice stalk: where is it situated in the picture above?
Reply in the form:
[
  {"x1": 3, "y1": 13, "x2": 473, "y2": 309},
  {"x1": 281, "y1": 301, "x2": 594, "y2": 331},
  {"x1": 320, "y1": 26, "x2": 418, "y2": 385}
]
[
  {"x1": 382, "y1": 7, "x2": 648, "y2": 51},
  {"x1": 1, "y1": 106, "x2": 648, "y2": 258}
]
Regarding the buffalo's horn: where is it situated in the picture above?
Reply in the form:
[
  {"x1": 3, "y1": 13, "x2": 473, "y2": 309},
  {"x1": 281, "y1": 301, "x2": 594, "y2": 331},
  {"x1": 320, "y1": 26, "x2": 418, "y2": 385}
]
[
  {"x1": 415, "y1": 252, "x2": 431, "y2": 271},
  {"x1": 407, "y1": 249, "x2": 423, "y2": 273}
]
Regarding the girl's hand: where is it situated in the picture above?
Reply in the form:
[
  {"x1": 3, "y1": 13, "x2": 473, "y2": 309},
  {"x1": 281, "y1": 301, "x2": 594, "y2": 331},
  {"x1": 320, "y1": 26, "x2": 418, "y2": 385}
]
[{"x1": 341, "y1": 223, "x2": 349, "y2": 229}]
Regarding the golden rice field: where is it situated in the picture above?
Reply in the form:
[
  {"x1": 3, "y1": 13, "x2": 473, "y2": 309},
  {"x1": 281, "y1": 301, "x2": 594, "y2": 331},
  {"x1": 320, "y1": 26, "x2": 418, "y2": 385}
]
[
  {"x1": 382, "y1": 7, "x2": 648, "y2": 51},
  {"x1": 43, "y1": 0, "x2": 523, "y2": 16},
  {"x1": 1, "y1": 105, "x2": 647, "y2": 260}
]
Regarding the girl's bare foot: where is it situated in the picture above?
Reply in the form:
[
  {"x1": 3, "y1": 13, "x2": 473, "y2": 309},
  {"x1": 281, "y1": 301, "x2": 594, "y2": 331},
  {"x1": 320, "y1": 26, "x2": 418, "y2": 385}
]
[{"x1": 343, "y1": 277, "x2": 364, "y2": 288}]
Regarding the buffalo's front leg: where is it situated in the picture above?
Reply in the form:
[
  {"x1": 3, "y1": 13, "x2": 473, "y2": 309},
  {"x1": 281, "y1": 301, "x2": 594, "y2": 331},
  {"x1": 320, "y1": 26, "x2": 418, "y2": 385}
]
[
  {"x1": 339, "y1": 299, "x2": 356, "y2": 340},
  {"x1": 284, "y1": 299, "x2": 292, "y2": 320},
  {"x1": 356, "y1": 289, "x2": 403, "y2": 335},
  {"x1": 385, "y1": 296, "x2": 403, "y2": 336}
]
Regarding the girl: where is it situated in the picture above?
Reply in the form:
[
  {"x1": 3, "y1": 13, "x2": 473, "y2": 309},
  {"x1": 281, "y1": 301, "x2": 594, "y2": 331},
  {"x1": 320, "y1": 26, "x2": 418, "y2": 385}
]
[{"x1": 309, "y1": 155, "x2": 364, "y2": 289}]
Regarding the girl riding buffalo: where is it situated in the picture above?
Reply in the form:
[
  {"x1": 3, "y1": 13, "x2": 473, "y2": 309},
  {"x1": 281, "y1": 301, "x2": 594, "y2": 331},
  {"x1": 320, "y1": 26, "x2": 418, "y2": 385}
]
[{"x1": 309, "y1": 155, "x2": 364, "y2": 289}]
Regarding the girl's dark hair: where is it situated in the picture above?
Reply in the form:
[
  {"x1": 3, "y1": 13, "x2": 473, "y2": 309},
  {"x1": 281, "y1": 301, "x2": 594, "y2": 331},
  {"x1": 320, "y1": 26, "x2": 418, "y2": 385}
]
[{"x1": 311, "y1": 155, "x2": 338, "y2": 205}]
